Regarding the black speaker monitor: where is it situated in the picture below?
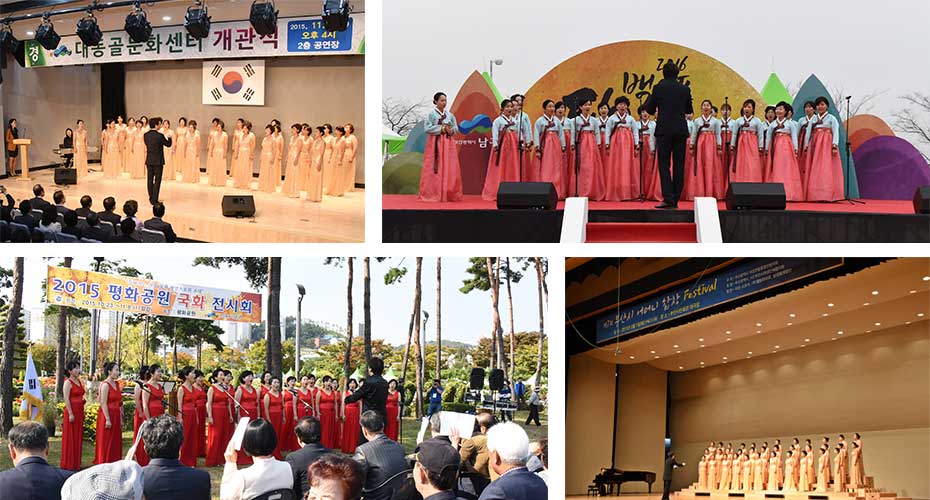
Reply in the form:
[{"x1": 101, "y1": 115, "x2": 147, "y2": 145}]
[
  {"x1": 496, "y1": 182, "x2": 557, "y2": 210},
  {"x1": 54, "y1": 168, "x2": 77, "y2": 185},
  {"x1": 913, "y1": 186, "x2": 929, "y2": 215},
  {"x1": 725, "y1": 182, "x2": 787, "y2": 210},
  {"x1": 222, "y1": 195, "x2": 256, "y2": 218},
  {"x1": 488, "y1": 368, "x2": 505, "y2": 391},
  {"x1": 469, "y1": 367, "x2": 486, "y2": 391}
]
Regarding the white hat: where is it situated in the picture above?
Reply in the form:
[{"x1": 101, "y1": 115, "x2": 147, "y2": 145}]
[{"x1": 61, "y1": 460, "x2": 144, "y2": 500}]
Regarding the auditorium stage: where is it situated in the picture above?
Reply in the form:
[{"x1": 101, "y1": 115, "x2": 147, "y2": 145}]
[
  {"x1": 4, "y1": 168, "x2": 364, "y2": 243},
  {"x1": 382, "y1": 195, "x2": 929, "y2": 243}
]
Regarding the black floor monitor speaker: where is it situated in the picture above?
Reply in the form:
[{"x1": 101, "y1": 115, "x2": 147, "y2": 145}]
[
  {"x1": 222, "y1": 195, "x2": 256, "y2": 217},
  {"x1": 469, "y1": 368, "x2": 486, "y2": 391},
  {"x1": 913, "y1": 186, "x2": 929, "y2": 214},
  {"x1": 488, "y1": 368, "x2": 505, "y2": 391},
  {"x1": 54, "y1": 168, "x2": 77, "y2": 185},
  {"x1": 725, "y1": 182, "x2": 787, "y2": 210},
  {"x1": 496, "y1": 182, "x2": 557, "y2": 210}
]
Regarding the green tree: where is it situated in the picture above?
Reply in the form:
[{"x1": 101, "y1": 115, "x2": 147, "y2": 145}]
[
  {"x1": 1, "y1": 258, "x2": 24, "y2": 434},
  {"x1": 324, "y1": 258, "x2": 354, "y2": 391},
  {"x1": 30, "y1": 342, "x2": 57, "y2": 376}
]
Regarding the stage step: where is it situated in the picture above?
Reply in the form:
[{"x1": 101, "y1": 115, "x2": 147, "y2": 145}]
[{"x1": 585, "y1": 222, "x2": 698, "y2": 243}]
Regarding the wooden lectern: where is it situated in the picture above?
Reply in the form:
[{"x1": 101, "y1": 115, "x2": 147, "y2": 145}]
[{"x1": 12, "y1": 138, "x2": 31, "y2": 180}]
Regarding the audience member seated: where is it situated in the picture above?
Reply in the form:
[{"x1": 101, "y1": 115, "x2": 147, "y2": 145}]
[
  {"x1": 141, "y1": 414, "x2": 211, "y2": 500},
  {"x1": 144, "y1": 202, "x2": 177, "y2": 242},
  {"x1": 526, "y1": 441, "x2": 543, "y2": 473},
  {"x1": 477, "y1": 422, "x2": 548, "y2": 500},
  {"x1": 220, "y1": 419, "x2": 293, "y2": 500},
  {"x1": 98, "y1": 196, "x2": 121, "y2": 228},
  {"x1": 0, "y1": 421, "x2": 74, "y2": 500},
  {"x1": 61, "y1": 211, "x2": 82, "y2": 239},
  {"x1": 30, "y1": 184, "x2": 52, "y2": 212},
  {"x1": 286, "y1": 416, "x2": 332, "y2": 500},
  {"x1": 61, "y1": 460, "x2": 144, "y2": 500},
  {"x1": 536, "y1": 439, "x2": 549, "y2": 486},
  {"x1": 115, "y1": 218, "x2": 141, "y2": 243},
  {"x1": 414, "y1": 439, "x2": 461, "y2": 500},
  {"x1": 122, "y1": 199, "x2": 143, "y2": 235},
  {"x1": 76, "y1": 195, "x2": 95, "y2": 218},
  {"x1": 459, "y1": 412, "x2": 493, "y2": 479},
  {"x1": 1, "y1": 187, "x2": 16, "y2": 222},
  {"x1": 307, "y1": 455, "x2": 364, "y2": 500},
  {"x1": 53, "y1": 190, "x2": 71, "y2": 217},
  {"x1": 353, "y1": 410, "x2": 408, "y2": 500},
  {"x1": 11, "y1": 227, "x2": 29, "y2": 242},
  {"x1": 38, "y1": 207, "x2": 61, "y2": 235},
  {"x1": 83, "y1": 213, "x2": 111, "y2": 242},
  {"x1": 13, "y1": 199, "x2": 36, "y2": 229}
]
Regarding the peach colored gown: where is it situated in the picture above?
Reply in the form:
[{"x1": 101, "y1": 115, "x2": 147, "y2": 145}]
[
  {"x1": 281, "y1": 135, "x2": 302, "y2": 197},
  {"x1": 342, "y1": 134, "x2": 358, "y2": 193},
  {"x1": 183, "y1": 130, "x2": 201, "y2": 183},
  {"x1": 718, "y1": 458, "x2": 730, "y2": 491},
  {"x1": 174, "y1": 127, "x2": 188, "y2": 182},
  {"x1": 741, "y1": 458, "x2": 751, "y2": 491},
  {"x1": 103, "y1": 129, "x2": 121, "y2": 179},
  {"x1": 274, "y1": 133, "x2": 285, "y2": 190},
  {"x1": 753, "y1": 457, "x2": 764, "y2": 491},
  {"x1": 321, "y1": 134, "x2": 335, "y2": 189},
  {"x1": 707, "y1": 459, "x2": 717, "y2": 489},
  {"x1": 258, "y1": 136, "x2": 278, "y2": 193},
  {"x1": 233, "y1": 132, "x2": 255, "y2": 189},
  {"x1": 850, "y1": 446, "x2": 864, "y2": 488},
  {"x1": 767, "y1": 457, "x2": 778, "y2": 490},
  {"x1": 208, "y1": 131, "x2": 228, "y2": 187},
  {"x1": 305, "y1": 136, "x2": 323, "y2": 202},
  {"x1": 698, "y1": 458, "x2": 707, "y2": 489},
  {"x1": 326, "y1": 137, "x2": 348, "y2": 196},
  {"x1": 118, "y1": 125, "x2": 129, "y2": 172},
  {"x1": 163, "y1": 129, "x2": 175, "y2": 181},
  {"x1": 799, "y1": 456, "x2": 810, "y2": 491},
  {"x1": 730, "y1": 458, "x2": 741, "y2": 490},
  {"x1": 784, "y1": 456, "x2": 796, "y2": 491},
  {"x1": 816, "y1": 453, "x2": 829, "y2": 491},
  {"x1": 834, "y1": 450, "x2": 847, "y2": 492},
  {"x1": 74, "y1": 129, "x2": 88, "y2": 182},
  {"x1": 131, "y1": 127, "x2": 146, "y2": 179}
]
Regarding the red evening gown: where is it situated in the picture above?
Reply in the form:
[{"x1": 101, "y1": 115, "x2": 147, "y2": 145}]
[
  {"x1": 237, "y1": 385, "x2": 259, "y2": 465},
  {"x1": 385, "y1": 390, "x2": 400, "y2": 441},
  {"x1": 419, "y1": 132, "x2": 463, "y2": 202},
  {"x1": 60, "y1": 379, "x2": 85, "y2": 471},
  {"x1": 137, "y1": 382, "x2": 165, "y2": 465},
  {"x1": 804, "y1": 128, "x2": 845, "y2": 201},
  {"x1": 341, "y1": 391, "x2": 361, "y2": 453},
  {"x1": 194, "y1": 385, "x2": 207, "y2": 457},
  {"x1": 266, "y1": 391, "x2": 284, "y2": 459},
  {"x1": 282, "y1": 390, "x2": 298, "y2": 451},
  {"x1": 297, "y1": 389, "x2": 314, "y2": 419},
  {"x1": 133, "y1": 391, "x2": 149, "y2": 467},
  {"x1": 94, "y1": 380, "x2": 123, "y2": 464},
  {"x1": 179, "y1": 386, "x2": 199, "y2": 467},
  {"x1": 318, "y1": 390, "x2": 338, "y2": 449},
  {"x1": 206, "y1": 386, "x2": 232, "y2": 466},
  {"x1": 259, "y1": 385, "x2": 269, "y2": 420}
]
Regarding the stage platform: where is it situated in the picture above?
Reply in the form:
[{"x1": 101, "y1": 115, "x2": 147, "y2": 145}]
[
  {"x1": 675, "y1": 477, "x2": 909, "y2": 500},
  {"x1": 382, "y1": 195, "x2": 929, "y2": 243},
  {"x1": 3, "y1": 168, "x2": 364, "y2": 243}
]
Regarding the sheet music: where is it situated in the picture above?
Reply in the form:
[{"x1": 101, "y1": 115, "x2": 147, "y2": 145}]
[
  {"x1": 230, "y1": 417, "x2": 250, "y2": 451},
  {"x1": 125, "y1": 420, "x2": 147, "y2": 461},
  {"x1": 439, "y1": 411, "x2": 476, "y2": 439}
]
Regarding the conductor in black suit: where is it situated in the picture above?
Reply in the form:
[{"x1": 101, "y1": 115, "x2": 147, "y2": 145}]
[
  {"x1": 344, "y1": 356, "x2": 389, "y2": 445},
  {"x1": 143, "y1": 117, "x2": 172, "y2": 205},
  {"x1": 644, "y1": 62, "x2": 694, "y2": 209},
  {"x1": 662, "y1": 451, "x2": 685, "y2": 500}
]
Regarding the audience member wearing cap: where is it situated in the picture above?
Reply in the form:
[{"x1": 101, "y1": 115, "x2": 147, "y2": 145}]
[
  {"x1": 220, "y1": 419, "x2": 293, "y2": 500},
  {"x1": 352, "y1": 410, "x2": 407, "y2": 500},
  {"x1": 286, "y1": 416, "x2": 333, "y2": 500},
  {"x1": 476, "y1": 422, "x2": 548, "y2": 500},
  {"x1": 307, "y1": 454, "x2": 364, "y2": 500},
  {"x1": 141, "y1": 415, "x2": 211, "y2": 500},
  {"x1": 60, "y1": 460, "x2": 144, "y2": 500},
  {"x1": 0, "y1": 421, "x2": 73, "y2": 500},
  {"x1": 414, "y1": 439, "x2": 461, "y2": 500}
]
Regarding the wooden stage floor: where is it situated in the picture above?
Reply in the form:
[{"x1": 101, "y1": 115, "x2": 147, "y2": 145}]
[{"x1": 3, "y1": 168, "x2": 364, "y2": 243}]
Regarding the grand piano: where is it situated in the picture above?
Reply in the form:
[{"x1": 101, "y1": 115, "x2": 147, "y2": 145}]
[{"x1": 593, "y1": 468, "x2": 656, "y2": 496}]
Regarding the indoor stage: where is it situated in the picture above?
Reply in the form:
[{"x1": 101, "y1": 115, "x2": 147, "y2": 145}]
[
  {"x1": 381, "y1": 194, "x2": 929, "y2": 243},
  {"x1": 4, "y1": 168, "x2": 364, "y2": 243}
]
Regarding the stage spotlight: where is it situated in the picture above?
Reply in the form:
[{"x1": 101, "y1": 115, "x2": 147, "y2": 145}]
[
  {"x1": 35, "y1": 14, "x2": 61, "y2": 51},
  {"x1": 125, "y1": 2, "x2": 152, "y2": 44},
  {"x1": 322, "y1": 0, "x2": 352, "y2": 32},
  {"x1": 184, "y1": 1, "x2": 212, "y2": 40},
  {"x1": 250, "y1": 1, "x2": 278, "y2": 36},
  {"x1": 0, "y1": 23, "x2": 20, "y2": 54},
  {"x1": 76, "y1": 12, "x2": 103, "y2": 47}
]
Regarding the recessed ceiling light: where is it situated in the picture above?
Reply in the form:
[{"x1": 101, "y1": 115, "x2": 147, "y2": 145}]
[
  {"x1": 909, "y1": 290, "x2": 917, "y2": 294},
  {"x1": 827, "y1": 303, "x2": 834, "y2": 307},
  {"x1": 700, "y1": 344, "x2": 705, "y2": 348},
  {"x1": 871, "y1": 290, "x2": 879, "y2": 295},
  {"x1": 772, "y1": 350, "x2": 777, "y2": 353},
  {"x1": 700, "y1": 361, "x2": 705, "y2": 365},
  {"x1": 650, "y1": 350, "x2": 656, "y2": 354},
  {"x1": 726, "y1": 338, "x2": 731, "y2": 342},
  {"x1": 787, "y1": 322, "x2": 793, "y2": 326},
  {"x1": 162, "y1": 16, "x2": 172, "y2": 21},
  {"x1": 822, "y1": 313, "x2": 829, "y2": 317},
  {"x1": 756, "y1": 322, "x2": 762, "y2": 327},
  {"x1": 874, "y1": 322, "x2": 881, "y2": 326},
  {"x1": 723, "y1": 361, "x2": 728, "y2": 364},
  {"x1": 654, "y1": 356, "x2": 660, "y2": 359},
  {"x1": 747, "y1": 351, "x2": 753, "y2": 355},
  {"x1": 725, "y1": 330, "x2": 731, "y2": 335},
  {"x1": 673, "y1": 344, "x2": 679, "y2": 348},
  {"x1": 918, "y1": 313, "x2": 925, "y2": 317},
  {"x1": 801, "y1": 344, "x2": 806, "y2": 347},
  {"x1": 676, "y1": 350, "x2": 681, "y2": 354},
  {"x1": 756, "y1": 330, "x2": 761, "y2": 334},
  {"x1": 678, "y1": 366, "x2": 684, "y2": 370},
  {"x1": 789, "y1": 313, "x2": 796, "y2": 318},
  {"x1": 629, "y1": 356, "x2": 635, "y2": 359},
  {"x1": 831, "y1": 338, "x2": 837, "y2": 341},
  {"x1": 698, "y1": 338, "x2": 704, "y2": 342},
  {"x1": 863, "y1": 302, "x2": 870, "y2": 306},
  {"x1": 722, "y1": 357, "x2": 728, "y2": 360},
  {"x1": 922, "y1": 276, "x2": 929, "y2": 281},
  {"x1": 804, "y1": 338, "x2": 811, "y2": 342},
  {"x1": 905, "y1": 321, "x2": 911, "y2": 325},
  {"x1": 866, "y1": 330, "x2": 872, "y2": 333},
  {"x1": 837, "y1": 330, "x2": 844, "y2": 334},
  {"x1": 774, "y1": 345, "x2": 780, "y2": 349},
  {"x1": 26, "y1": 31, "x2": 34, "y2": 36}
]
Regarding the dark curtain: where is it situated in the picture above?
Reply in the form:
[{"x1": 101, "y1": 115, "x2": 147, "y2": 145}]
[{"x1": 100, "y1": 63, "x2": 126, "y2": 125}]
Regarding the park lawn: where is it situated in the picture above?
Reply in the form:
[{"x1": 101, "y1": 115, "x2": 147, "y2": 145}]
[{"x1": 1, "y1": 410, "x2": 548, "y2": 500}]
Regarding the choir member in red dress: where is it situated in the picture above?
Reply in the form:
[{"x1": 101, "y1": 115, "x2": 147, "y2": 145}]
[
  {"x1": 193, "y1": 370, "x2": 208, "y2": 457},
  {"x1": 282, "y1": 376, "x2": 300, "y2": 452},
  {"x1": 235, "y1": 370, "x2": 259, "y2": 465},
  {"x1": 418, "y1": 92, "x2": 463, "y2": 202},
  {"x1": 264, "y1": 377, "x2": 286, "y2": 459},
  {"x1": 205, "y1": 368, "x2": 234, "y2": 467},
  {"x1": 258, "y1": 371, "x2": 273, "y2": 420},
  {"x1": 306, "y1": 373, "x2": 320, "y2": 417},
  {"x1": 296, "y1": 375, "x2": 315, "y2": 420},
  {"x1": 385, "y1": 379, "x2": 401, "y2": 442},
  {"x1": 340, "y1": 379, "x2": 361, "y2": 453},
  {"x1": 132, "y1": 365, "x2": 152, "y2": 465},
  {"x1": 60, "y1": 361, "x2": 85, "y2": 471},
  {"x1": 316, "y1": 375, "x2": 339, "y2": 449},
  {"x1": 176, "y1": 366, "x2": 199, "y2": 467},
  {"x1": 94, "y1": 362, "x2": 123, "y2": 464},
  {"x1": 141, "y1": 365, "x2": 167, "y2": 466}
]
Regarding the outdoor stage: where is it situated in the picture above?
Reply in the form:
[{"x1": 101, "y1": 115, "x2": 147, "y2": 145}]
[
  {"x1": 382, "y1": 195, "x2": 929, "y2": 243},
  {"x1": 4, "y1": 168, "x2": 365, "y2": 243}
]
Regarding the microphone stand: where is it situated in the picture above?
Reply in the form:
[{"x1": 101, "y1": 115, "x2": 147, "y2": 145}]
[
  {"x1": 517, "y1": 110, "x2": 525, "y2": 183},
  {"x1": 289, "y1": 388, "x2": 313, "y2": 415},
  {"x1": 839, "y1": 95, "x2": 864, "y2": 205},
  {"x1": 574, "y1": 116, "x2": 582, "y2": 197},
  {"x1": 217, "y1": 384, "x2": 251, "y2": 419},
  {"x1": 135, "y1": 380, "x2": 183, "y2": 417}
]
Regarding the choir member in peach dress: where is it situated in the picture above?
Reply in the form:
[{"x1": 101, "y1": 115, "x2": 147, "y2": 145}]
[
  {"x1": 257, "y1": 124, "x2": 278, "y2": 193},
  {"x1": 73, "y1": 120, "x2": 88, "y2": 182},
  {"x1": 730, "y1": 453, "x2": 742, "y2": 490},
  {"x1": 131, "y1": 120, "x2": 146, "y2": 179},
  {"x1": 325, "y1": 126, "x2": 349, "y2": 197},
  {"x1": 124, "y1": 118, "x2": 136, "y2": 173},
  {"x1": 305, "y1": 125, "x2": 324, "y2": 202},
  {"x1": 784, "y1": 450, "x2": 796, "y2": 491},
  {"x1": 698, "y1": 452, "x2": 708, "y2": 489},
  {"x1": 274, "y1": 123, "x2": 286, "y2": 190},
  {"x1": 718, "y1": 453, "x2": 731, "y2": 491},
  {"x1": 707, "y1": 454, "x2": 717, "y2": 490},
  {"x1": 281, "y1": 124, "x2": 303, "y2": 197},
  {"x1": 232, "y1": 122, "x2": 256, "y2": 189},
  {"x1": 774, "y1": 444, "x2": 784, "y2": 488},
  {"x1": 753, "y1": 452, "x2": 765, "y2": 491},
  {"x1": 231, "y1": 118, "x2": 244, "y2": 175},
  {"x1": 321, "y1": 124, "x2": 335, "y2": 190},
  {"x1": 833, "y1": 445, "x2": 847, "y2": 492},
  {"x1": 174, "y1": 118, "x2": 189, "y2": 182},
  {"x1": 102, "y1": 121, "x2": 121, "y2": 179},
  {"x1": 183, "y1": 121, "x2": 202, "y2": 183},
  {"x1": 208, "y1": 121, "x2": 228, "y2": 187},
  {"x1": 767, "y1": 451, "x2": 779, "y2": 490},
  {"x1": 117, "y1": 116, "x2": 129, "y2": 173},
  {"x1": 799, "y1": 451, "x2": 811, "y2": 491},
  {"x1": 850, "y1": 440, "x2": 865, "y2": 489},
  {"x1": 342, "y1": 123, "x2": 358, "y2": 193},
  {"x1": 821, "y1": 437, "x2": 832, "y2": 484},
  {"x1": 816, "y1": 447, "x2": 829, "y2": 492},
  {"x1": 740, "y1": 453, "x2": 752, "y2": 491}
]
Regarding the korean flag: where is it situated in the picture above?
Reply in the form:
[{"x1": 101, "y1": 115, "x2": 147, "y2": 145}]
[{"x1": 203, "y1": 59, "x2": 266, "y2": 106}]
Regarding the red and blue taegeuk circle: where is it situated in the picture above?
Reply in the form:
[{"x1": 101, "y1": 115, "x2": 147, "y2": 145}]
[{"x1": 222, "y1": 71, "x2": 244, "y2": 94}]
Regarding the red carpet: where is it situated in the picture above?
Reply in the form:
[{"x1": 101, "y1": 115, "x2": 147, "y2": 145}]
[
  {"x1": 382, "y1": 194, "x2": 915, "y2": 214},
  {"x1": 586, "y1": 222, "x2": 698, "y2": 243}
]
